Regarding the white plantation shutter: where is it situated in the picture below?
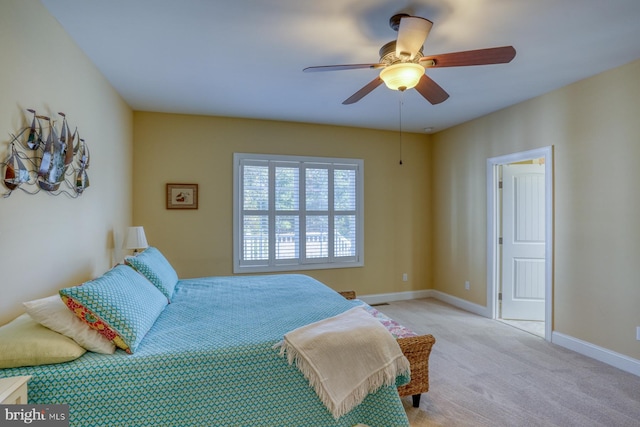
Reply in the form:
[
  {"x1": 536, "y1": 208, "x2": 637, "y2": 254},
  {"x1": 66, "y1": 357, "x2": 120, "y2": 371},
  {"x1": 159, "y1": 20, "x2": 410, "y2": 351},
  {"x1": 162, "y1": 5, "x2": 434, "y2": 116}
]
[
  {"x1": 234, "y1": 153, "x2": 363, "y2": 273},
  {"x1": 334, "y1": 168, "x2": 357, "y2": 258}
]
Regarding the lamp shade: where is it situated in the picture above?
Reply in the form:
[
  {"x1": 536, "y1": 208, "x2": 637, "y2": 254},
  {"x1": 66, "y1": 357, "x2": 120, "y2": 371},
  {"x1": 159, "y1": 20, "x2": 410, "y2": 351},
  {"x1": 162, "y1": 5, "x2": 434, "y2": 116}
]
[
  {"x1": 379, "y1": 63, "x2": 424, "y2": 91},
  {"x1": 123, "y1": 226, "x2": 149, "y2": 251}
]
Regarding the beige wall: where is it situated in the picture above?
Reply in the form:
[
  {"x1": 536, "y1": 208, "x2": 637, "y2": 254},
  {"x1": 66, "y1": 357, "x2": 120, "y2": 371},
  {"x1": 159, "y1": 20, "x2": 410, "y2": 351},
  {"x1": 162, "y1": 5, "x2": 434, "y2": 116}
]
[
  {"x1": 0, "y1": 1, "x2": 133, "y2": 325},
  {"x1": 432, "y1": 59, "x2": 640, "y2": 360},
  {"x1": 133, "y1": 112, "x2": 432, "y2": 296}
]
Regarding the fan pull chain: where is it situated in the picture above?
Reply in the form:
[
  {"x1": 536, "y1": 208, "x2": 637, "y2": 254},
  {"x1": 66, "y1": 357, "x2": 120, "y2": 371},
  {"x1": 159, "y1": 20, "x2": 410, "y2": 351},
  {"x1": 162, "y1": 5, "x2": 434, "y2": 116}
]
[{"x1": 398, "y1": 92, "x2": 404, "y2": 165}]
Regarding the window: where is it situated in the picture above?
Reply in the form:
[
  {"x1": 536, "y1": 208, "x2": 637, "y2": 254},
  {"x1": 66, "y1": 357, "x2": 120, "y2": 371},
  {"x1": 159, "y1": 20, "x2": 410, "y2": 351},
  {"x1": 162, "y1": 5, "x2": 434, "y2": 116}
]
[{"x1": 233, "y1": 153, "x2": 363, "y2": 273}]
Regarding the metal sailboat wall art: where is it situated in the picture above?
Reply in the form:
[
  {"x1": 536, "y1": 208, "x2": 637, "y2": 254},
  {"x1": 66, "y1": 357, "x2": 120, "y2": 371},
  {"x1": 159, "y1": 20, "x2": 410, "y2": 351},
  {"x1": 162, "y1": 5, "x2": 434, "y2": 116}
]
[
  {"x1": 25, "y1": 109, "x2": 42, "y2": 150},
  {"x1": 1, "y1": 109, "x2": 90, "y2": 198},
  {"x1": 3, "y1": 144, "x2": 29, "y2": 191},
  {"x1": 75, "y1": 137, "x2": 90, "y2": 194}
]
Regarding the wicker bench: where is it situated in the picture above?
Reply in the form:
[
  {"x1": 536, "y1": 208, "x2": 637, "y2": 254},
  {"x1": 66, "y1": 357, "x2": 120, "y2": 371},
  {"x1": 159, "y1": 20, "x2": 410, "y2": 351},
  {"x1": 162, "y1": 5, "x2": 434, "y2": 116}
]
[{"x1": 339, "y1": 291, "x2": 436, "y2": 407}]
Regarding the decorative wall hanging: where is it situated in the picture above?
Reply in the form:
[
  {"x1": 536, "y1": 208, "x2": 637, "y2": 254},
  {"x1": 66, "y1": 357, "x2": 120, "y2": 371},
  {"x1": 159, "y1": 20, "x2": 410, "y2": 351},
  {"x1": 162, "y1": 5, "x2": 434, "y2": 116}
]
[
  {"x1": 166, "y1": 183, "x2": 198, "y2": 209},
  {"x1": 1, "y1": 109, "x2": 90, "y2": 198}
]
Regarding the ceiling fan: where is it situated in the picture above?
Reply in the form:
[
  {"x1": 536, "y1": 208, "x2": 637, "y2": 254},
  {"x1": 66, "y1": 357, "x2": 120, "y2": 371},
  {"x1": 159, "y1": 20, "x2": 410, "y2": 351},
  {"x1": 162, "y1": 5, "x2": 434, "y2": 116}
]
[{"x1": 303, "y1": 14, "x2": 516, "y2": 105}]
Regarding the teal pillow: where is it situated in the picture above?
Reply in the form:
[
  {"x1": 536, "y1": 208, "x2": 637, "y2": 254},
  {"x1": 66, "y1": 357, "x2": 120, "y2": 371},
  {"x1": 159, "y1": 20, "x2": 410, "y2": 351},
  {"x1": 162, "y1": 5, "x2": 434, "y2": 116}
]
[
  {"x1": 125, "y1": 247, "x2": 178, "y2": 301},
  {"x1": 59, "y1": 264, "x2": 168, "y2": 354}
]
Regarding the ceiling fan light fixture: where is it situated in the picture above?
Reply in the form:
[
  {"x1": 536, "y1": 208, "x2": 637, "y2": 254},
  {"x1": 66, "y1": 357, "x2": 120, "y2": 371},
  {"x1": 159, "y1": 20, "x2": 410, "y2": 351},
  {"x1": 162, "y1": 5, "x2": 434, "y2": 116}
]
[{"x1": 380, "y1": 63, "x2": 424, "y2": 91}]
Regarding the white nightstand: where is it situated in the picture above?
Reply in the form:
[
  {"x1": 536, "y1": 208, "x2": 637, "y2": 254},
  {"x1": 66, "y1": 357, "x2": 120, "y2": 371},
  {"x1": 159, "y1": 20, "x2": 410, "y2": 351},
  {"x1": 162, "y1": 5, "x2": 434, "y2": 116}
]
[{"x1": 0, "y1": 376, "x2": 31, "y2": 404}]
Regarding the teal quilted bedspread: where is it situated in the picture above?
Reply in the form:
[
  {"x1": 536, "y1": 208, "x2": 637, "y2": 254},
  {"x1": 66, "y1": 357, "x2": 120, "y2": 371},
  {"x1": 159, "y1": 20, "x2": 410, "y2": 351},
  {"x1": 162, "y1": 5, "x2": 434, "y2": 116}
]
[{"x1": 0, "y1": 274, "x2": 410, "y2": 427}]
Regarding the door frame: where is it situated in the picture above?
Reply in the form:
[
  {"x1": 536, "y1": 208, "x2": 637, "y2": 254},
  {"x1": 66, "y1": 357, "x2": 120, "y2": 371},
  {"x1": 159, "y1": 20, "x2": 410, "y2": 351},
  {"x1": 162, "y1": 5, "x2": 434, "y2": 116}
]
[{"x1": 486, "y1": 146, "x2": 553, "y2": 341}]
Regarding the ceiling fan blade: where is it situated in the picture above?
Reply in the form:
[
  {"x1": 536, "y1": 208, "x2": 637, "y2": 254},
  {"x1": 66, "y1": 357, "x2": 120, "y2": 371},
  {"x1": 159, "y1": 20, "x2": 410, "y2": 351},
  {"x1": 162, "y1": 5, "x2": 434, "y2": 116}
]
[
  {"x1": 415, "y1": 74, "x2": 449, "y2": 105},
  {"x1": 303, "y1": 63, "x2": 384, "y2": 72},
  {"x1": 420, "y1": 46, "x2": 516, "y2": 68},
  {"x1": 342, "y1": 77, "x2": 384, "y2": 105},
  {"x1": 396, "y1": 16, "x2": 433, "y2": 59}
]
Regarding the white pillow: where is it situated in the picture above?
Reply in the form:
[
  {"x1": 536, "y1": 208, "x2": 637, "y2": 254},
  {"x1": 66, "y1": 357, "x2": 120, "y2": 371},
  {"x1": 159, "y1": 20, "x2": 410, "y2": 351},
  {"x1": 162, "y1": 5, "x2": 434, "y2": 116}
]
[{"x1": 23, "y1": 295, "x2": 116, "y2": 354}]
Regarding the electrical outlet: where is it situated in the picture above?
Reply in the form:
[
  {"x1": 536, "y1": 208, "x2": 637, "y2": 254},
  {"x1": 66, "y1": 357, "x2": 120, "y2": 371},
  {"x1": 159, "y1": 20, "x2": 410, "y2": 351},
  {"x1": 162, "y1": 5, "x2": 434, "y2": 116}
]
[
  {"x1": 465, "y1": 281, "x2": 470, "y2": 290},
  {"x1": 402, "y1": 273, "x2": 408, "y2": 282},
  {"x1": 636, "y1": 327, "x2": 640, "y2": 341}
]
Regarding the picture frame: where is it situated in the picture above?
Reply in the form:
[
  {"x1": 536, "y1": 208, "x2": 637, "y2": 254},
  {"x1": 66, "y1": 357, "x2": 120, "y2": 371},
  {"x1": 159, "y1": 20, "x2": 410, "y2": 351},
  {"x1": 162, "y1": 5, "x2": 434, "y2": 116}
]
[{"x1": 166, "y1": 183, "x2": 198, "y2": 209}]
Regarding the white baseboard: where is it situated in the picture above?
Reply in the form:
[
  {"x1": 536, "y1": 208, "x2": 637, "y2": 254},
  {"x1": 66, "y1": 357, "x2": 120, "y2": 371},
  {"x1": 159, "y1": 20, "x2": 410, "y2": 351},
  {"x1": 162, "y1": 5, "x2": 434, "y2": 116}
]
[
  {"x1": 552, "y1": 332, "x2": 640, "y2": 376},
  {"x1": 361, "y1": 289, "x2": 640, "y2": 377},
  {"x1": 427, "y1": 290, "x2": 491, "y2": 317},
  {"x1": 360, "y1": 289, "x2": 489, "y2": 315},
  {"x1": 359, "y1": 289, "x2": 433, "y2": 305}
]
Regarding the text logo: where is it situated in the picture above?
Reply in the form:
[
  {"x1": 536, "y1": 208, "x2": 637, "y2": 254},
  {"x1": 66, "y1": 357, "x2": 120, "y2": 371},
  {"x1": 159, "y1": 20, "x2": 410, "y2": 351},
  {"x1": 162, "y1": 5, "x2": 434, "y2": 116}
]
[{"x1": 1, "y1": 405, "x2": 69, "y2": 426}]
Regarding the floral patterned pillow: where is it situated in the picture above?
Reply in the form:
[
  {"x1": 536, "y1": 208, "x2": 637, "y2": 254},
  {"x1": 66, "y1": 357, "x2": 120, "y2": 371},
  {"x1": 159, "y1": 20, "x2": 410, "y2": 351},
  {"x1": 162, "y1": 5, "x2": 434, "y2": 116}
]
[
  {"x1": 24, "y1": 294, "x2": 115, "y2": 354},
  {"x1": 359, "y1": 302, "x2": 418, "y2": 339},
  {"x1": 59, "y1": 264, "x2": 168, "y2": 354}
]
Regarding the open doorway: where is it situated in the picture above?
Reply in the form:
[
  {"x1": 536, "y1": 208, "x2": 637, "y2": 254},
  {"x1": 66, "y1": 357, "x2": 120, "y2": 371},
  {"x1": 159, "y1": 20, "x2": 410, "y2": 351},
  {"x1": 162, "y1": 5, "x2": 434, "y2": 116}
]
[{"x1": 486, "y1": 147, "x2": 553, "y2": 341}]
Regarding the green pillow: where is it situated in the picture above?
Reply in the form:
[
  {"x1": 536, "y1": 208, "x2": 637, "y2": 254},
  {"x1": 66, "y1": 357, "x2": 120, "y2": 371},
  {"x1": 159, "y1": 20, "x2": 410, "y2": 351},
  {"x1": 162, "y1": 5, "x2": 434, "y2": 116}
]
[
  {"x1": 59, "y1": 264, "x2": 168, "y2": 354},
  {"x1": 0, "y1": 313, "x2": 86, "y2": 368},
  {"x1": 125, "y1": 247, "x2": 178, "y2": 301}
]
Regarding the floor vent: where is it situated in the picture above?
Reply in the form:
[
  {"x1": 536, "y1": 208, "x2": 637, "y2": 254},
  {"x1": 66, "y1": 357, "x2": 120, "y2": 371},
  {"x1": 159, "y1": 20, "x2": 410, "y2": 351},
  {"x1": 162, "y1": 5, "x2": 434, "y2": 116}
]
[{"x1": 370, "y1": 302, "x2": 389, "y2": 307}]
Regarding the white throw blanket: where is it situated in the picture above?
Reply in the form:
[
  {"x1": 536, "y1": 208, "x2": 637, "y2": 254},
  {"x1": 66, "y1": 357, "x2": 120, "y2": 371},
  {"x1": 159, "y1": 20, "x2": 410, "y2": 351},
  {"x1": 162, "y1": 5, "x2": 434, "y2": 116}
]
[{"x1": 277, "y1": 307, "x2": 410, "y2": 419}]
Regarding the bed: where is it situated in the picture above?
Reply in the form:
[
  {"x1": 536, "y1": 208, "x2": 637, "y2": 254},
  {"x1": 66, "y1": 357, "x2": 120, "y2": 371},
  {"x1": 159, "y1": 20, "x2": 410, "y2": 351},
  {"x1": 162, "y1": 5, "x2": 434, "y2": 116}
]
[{"x1": 0, "y1": 251, "x2": 411, "y2": 426}]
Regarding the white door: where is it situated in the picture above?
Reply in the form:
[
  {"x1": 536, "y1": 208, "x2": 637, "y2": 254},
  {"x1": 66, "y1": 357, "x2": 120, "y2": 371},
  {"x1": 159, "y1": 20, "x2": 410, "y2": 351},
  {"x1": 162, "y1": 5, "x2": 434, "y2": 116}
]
[{"x1": 501, "y1": 164, "x2": 545, "y2": 321}]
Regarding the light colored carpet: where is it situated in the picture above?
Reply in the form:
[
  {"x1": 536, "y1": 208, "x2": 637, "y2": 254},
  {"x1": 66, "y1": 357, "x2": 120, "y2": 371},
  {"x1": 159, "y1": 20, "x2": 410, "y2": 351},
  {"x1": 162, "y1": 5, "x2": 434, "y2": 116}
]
[
  {"x1": 498, "y1": 318, "x2": 545, "y2": 338},
  {"x1": 497, "y1": 300, "x2": 546, "y2": 338},
  {"x1": 375, "y1": 298, "x2": 640, "y2": 427}
]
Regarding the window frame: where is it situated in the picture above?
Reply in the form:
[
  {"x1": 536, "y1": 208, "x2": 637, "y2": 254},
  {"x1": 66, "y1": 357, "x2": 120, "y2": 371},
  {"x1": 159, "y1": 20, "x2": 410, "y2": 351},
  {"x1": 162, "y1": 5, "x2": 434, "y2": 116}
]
[{"x1": 233, "y1": 153, "x2": 364, "y2": 273}]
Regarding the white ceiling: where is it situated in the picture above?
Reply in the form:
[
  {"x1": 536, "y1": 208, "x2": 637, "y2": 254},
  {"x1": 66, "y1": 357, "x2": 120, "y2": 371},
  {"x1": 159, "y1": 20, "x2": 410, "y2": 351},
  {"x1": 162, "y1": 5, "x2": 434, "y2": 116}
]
[{"x1": 41, "y1": 0, "x2": 640, "y2": 133}]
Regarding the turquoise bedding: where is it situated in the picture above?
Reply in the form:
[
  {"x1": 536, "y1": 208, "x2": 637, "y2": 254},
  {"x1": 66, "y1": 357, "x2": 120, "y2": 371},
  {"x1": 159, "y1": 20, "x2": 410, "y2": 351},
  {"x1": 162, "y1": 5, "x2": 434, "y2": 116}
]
[{"x1": 0, "y1": 274, "x2": 410, "y2": 426}]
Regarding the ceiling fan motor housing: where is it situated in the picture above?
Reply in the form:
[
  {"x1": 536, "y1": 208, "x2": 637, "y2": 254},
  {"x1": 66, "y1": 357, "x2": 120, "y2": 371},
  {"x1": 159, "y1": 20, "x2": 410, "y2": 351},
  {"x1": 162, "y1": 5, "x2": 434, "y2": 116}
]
[{"x1": 379, "y1": 40, "x2": 423, "y2": 65}]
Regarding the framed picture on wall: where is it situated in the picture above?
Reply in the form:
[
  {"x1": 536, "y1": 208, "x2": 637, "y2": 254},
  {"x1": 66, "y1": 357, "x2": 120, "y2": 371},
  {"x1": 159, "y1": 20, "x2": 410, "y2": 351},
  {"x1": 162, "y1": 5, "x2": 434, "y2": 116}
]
[{"x1": 166, "y1": 183, "x2": 198, "y2": 209}]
